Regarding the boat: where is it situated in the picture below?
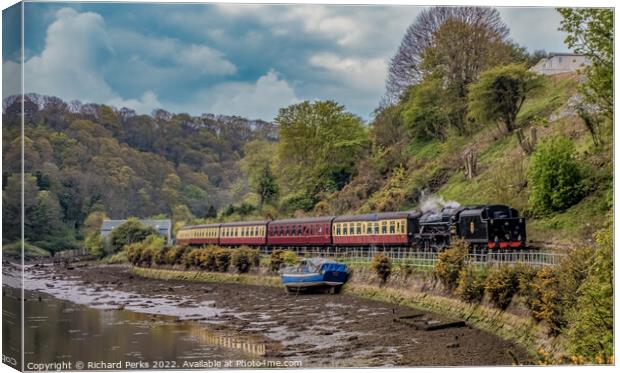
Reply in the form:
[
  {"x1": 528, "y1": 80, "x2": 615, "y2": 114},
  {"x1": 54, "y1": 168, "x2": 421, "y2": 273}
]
[{"x1": 279, "y1": 258, "x2": 349, "y2": 294}]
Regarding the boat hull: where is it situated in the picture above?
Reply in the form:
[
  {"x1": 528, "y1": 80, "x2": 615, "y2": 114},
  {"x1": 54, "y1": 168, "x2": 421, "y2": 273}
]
[{"x1": 280, "y1": 271, "x2": 348, "y2": 290}]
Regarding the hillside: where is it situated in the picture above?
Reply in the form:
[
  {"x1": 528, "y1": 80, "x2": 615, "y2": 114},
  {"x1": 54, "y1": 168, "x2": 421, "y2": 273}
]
[
  {"x1": 2, "y1": 94, "x2": 276, "y2": 251},
  {"x1": 322, "y1": 72, "x2": 612, "y2": 248}
]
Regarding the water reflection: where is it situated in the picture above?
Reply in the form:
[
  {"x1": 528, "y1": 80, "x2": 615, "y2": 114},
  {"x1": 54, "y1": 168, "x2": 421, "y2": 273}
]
[{"x1": 4, "y1": 289, "x2": 279, "y2": 368}]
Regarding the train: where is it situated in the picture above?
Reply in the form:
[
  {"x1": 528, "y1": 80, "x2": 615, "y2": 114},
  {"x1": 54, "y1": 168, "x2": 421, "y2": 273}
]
[{"x1": 176, "y1": 204, "x2": 527, "y2": 251}]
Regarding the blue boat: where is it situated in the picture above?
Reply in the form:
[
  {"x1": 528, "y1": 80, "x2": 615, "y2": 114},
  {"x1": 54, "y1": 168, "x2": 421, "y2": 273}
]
[{"x1": 279, "y1": 258, "x2": 349, "y2": 294}]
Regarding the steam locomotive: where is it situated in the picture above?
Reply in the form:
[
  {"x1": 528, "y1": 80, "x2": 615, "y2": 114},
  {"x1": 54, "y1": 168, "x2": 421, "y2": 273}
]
[{"x1": 176, "y1": 204, "x2": 527, "y2": 251}]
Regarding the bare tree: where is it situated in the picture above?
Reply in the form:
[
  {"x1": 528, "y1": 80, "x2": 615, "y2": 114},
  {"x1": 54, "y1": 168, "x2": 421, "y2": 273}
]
[{"x1": 385, "y1": 6, "x2": 509, "y2": 102}]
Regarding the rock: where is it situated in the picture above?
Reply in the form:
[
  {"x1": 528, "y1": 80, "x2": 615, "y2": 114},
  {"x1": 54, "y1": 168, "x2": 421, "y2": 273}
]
[{"x1": 446, "y1": 342, "x2": 460, "y2": 349}]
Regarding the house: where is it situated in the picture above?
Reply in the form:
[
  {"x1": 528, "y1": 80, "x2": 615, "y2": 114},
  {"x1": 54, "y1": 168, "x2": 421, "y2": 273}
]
[
  {"x1": 101, "y1": 219, "x2": 172, "y2": 245},
  {"x1": 530, "y1": 53, "x2": 590, "y2": 75}
]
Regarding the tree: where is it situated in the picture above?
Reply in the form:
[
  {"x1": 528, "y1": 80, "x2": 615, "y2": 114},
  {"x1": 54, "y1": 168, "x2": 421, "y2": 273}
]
[
  {"x1": 468, "y1": 64, "x2": 544, "y2": 133},
  {"x1": 275, "y1": 100, "x2": 368, "y2": 204},
  {"x1": 401, "y1": 73, "x2": 449, "y2": 140},
  {"x1": 558, "y1": 8, "x2": 613, "y2": 119},
  {"x1": 108, "y1": 219, "x2": 158, "y2": 253},
  {"x1": 421, "y1": 19, "x2": 514, "y2": 133},
  {"x1": 386, "y1": 6, "x2": 509, "y2": 101},
  {"x1": 528, "y1": 136, "x2": 585, "y2": 214},
  {"x1": 256, "y1": 164, "x2": 279, "y2": 205}
]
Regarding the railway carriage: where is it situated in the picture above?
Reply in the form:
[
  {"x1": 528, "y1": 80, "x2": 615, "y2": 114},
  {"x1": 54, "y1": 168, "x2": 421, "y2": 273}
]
[
  {"x1": 176, "y1": 223, "x2": 220, "y2": 246},
  {"x1": 267, "y1": 216, "x2": 334, "y2": 247},
  {"x1": 219, "y1": 220, "x2": 268, "y2": 246},
  {"x1": 333, "y1": 211, "x2": 420, "y2": 247}
]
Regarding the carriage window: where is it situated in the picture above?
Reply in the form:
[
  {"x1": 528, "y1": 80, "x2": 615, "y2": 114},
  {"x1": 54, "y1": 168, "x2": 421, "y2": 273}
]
[
  {"x1": 343, "y1": 224, "x2": 348, "y2": 235},
  {"x1": 381, "y1": 222, "x2": 387, "y2": 234},
  {"x1": 366, "y1": 223, "x2": 372, "y2": 234},
  {"x1": 373, "y1": 223, "x2": 379, "y2": 234},
  {"x1": 389, "y1": 221, "x2": 395, "y2": 234},
  {"x1": 356, "y1": 223, "x2": 362, "y2": 235},
  {"x1": 336, "y1": 224, "x2": 341, "y2": 235}
]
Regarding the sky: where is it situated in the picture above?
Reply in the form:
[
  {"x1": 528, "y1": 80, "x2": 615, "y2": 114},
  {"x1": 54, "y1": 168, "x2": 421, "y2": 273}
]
[{"x1": 2, "y1": 2, "x2": 571, "y2": 122}]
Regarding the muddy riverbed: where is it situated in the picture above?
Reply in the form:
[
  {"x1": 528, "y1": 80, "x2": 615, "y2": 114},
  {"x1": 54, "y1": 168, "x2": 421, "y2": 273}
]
[{"x1": 6, "y1": 263, "x2": 529, "y2": 367}]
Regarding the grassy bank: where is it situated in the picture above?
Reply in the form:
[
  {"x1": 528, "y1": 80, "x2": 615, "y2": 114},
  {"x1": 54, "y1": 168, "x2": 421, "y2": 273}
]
[
  {"x1": 130, "y1": 266, "x2": 282, "y2": 288},
  {"x1": 130, "y1": 265, "x2": 542, "y2": 357}
]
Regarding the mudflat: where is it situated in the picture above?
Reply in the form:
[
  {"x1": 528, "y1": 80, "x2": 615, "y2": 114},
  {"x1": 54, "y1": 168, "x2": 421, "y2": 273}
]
[{"x1": 27, "y1": 263, "x2": 529, "y2": 367}]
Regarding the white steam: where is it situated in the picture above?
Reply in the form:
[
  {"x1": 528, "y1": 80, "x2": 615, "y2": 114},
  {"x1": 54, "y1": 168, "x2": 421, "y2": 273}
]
[{"x1": 418, "y1": 193, "x2": 460, "y2": 214}]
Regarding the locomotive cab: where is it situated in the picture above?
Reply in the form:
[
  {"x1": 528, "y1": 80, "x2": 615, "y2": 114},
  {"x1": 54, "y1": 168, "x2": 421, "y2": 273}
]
[{"x1": 457, "y1": 205, "x2": 526, "y2": 250}]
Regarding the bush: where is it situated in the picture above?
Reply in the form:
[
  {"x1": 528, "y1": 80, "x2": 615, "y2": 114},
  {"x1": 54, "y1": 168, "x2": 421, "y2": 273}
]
[
  {"x1": 455, "y1": 266, "x2": 486, "y2": 303},
  {"x1": 84, "y1": 232, "x2": 105, "y2": 258},
  {"x1": 565, "y1": 224, "x2": 613, "y2": 362},
  {"x1": 214, "y1": 249, "x2": 231, "y2": 272},
  {"x1": 434, "y1": 239, "x2": 469, "y2": 291},
  {"x1": 153, "y1": 245, "x2": 170, "y2": 265},
  {"x1": 282, "y1": 250, "x2": 299, "y2": 265},
  {"x1": 109, "y1": 219, "x2": 158, "y2": 253},
  {"x1": 165, "y1": 245, "x2": 188, "y2": 265},
  {"x1": 484, "y1": 266, "x2": 519, "y2": 310},
  {"x1": 269, "y1": 250, "x2": 285, "y2": 272},
  {"x1": 371, "y1": 252, "x2": 392, "y2": 283},
  {"x1": 528, "y1": 136, "x2": 585, "y2": 214},
  {"x1": 125, "y1": 242, "x2": 142, "y2": 266},
  {"x1": 231, "y1": 247, "x2": 260, "y2": 273}
]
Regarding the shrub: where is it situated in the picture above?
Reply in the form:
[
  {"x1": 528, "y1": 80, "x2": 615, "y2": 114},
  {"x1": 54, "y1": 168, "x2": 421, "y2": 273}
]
[
  {"x1": 528, "y1": 266, "x2": 562, "y2": 328},
  {"x1": 166, "y1": 245, "x2": 188, "y2": 265},
  {"x1": 282, "y1": 250, "x2": 299, "y2": 265},
  {"x1": 455, "y1": 266, "x2": 486, "y2": 303},
  {"x1": 565, "y1": 224, "x2": 613, "y2": 362},
  {"x1": 484, "y1": 266, "x2": 519, "y2": 310},
  {"x1": 528, "y1": 136, "x2": 585, "y2": 214},
  {"x1": 153, "y1": 245, "x2": 170, "y2": 265},
  {"x1": 84, "y1": 232, "x2": 105, "y2": 258},
  {"x1": 124, "y1": 243, "x2": 142, "y2": 266},
  {"x1": 434, "y1": 239, "x2": 469, "y2": 291},
  {"x1": 269, "y1": 250, "x2": 285, "y2": 272},
  {"x1": 371, "y1": 252, "x2": 392, "y2": 283},
  {"x1": 109, "y1": 219, "x2": 158, "y2": 253},
  {"x1": 214, "y1": 248, "x2": 231, "y2": 272},
  {"x1": 231, "y1": 247, "x2": 260, "y2": 273}
]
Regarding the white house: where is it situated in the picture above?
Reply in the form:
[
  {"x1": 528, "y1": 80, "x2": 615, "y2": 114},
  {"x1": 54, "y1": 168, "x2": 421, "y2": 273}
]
[{"x1": 530, "y1": 53, "x2": 590, "y2": 75}]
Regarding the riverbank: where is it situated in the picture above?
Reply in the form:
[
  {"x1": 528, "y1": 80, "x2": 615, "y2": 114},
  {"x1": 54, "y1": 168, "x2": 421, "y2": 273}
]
[
  {"x1": 22, "y1": 263, "x2": 528, "y2": 367},
  {"x1": 131, "y1": 264, "x2": 546, "y2": 358}
]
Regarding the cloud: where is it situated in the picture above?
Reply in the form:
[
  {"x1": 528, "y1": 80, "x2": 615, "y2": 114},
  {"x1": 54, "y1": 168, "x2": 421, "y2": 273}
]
[
  {"x1": 194, "y1": 69, "x2": 300, "y2": 121},
  {"x1": 180, "y1": 45, "x2": 237, "y2": 75},
  {"x1": 19, "y1": 8, "x2": 117, "y2": 103},
  {"x1": 309, "y1": 53, "x2": 388, "y2": 92},
  {"x1": 5, "y1": 7, "x2": 236, "y2": 115}
]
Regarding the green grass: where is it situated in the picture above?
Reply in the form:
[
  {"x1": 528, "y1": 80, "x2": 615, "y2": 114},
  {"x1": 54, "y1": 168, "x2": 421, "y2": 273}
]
[{"x1": 2, "y1": 241, "x2": 51, "y2": 259}]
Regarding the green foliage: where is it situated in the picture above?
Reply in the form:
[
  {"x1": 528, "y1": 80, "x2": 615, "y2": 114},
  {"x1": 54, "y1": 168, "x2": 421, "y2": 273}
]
[
  {"x1": 558, "y1": 8, "x2": 613, "y2": 119},
  {"x1": 371, "y1": 252, "x2": 392, "y2": 283},
  {"x1": 468, "y1": 63, "x2": 543, "y2": 132},
  {"x1": 2, "y1": 241, "x2": 51, "y2": 259},
  {"x1": 565, "y1": 224, "x2": 613, "y2": 362},
  {"x1": 401, "y1": 74, "x2": 449, "y2": 140},
  {"x1": 269, "y1": 250, "x2": 286, "y2": 272},
  {"x1": 165, "y1": 245, "x2": 188, "y2": 265},
  {"x1": 275, "y1": 100, "x2": 369, "y2": 204},
  {"x1": 455, "y1": 266, "x2": 486, "y2": 303},
  {"x1": 84, "y1": 232, "x2": 105, "y2": 258},
  {"x1": 2, "y1": 95, "x2": 278, "y2": 246},
  {"x1": 433, "y1": 239, "x2": 468, "y2": 291},
  {"x1": 214, "y1": 248, "x2": 231, "y2": 272},
  {"x1": 484, "y1": 266, "x2": 519, "y2": 310},
  {"x1": 231, "y1": 246, "x2": 259, "y2": 273},
  {"x1": 528, "y1": 136, "x2": 585, "y2": 214},
  {"x1": 421, "y1": 18, "x2": 514, "y2": 134},
  {"x1": 108, "y1": 219, "x2": 158, "y2": 253}
]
